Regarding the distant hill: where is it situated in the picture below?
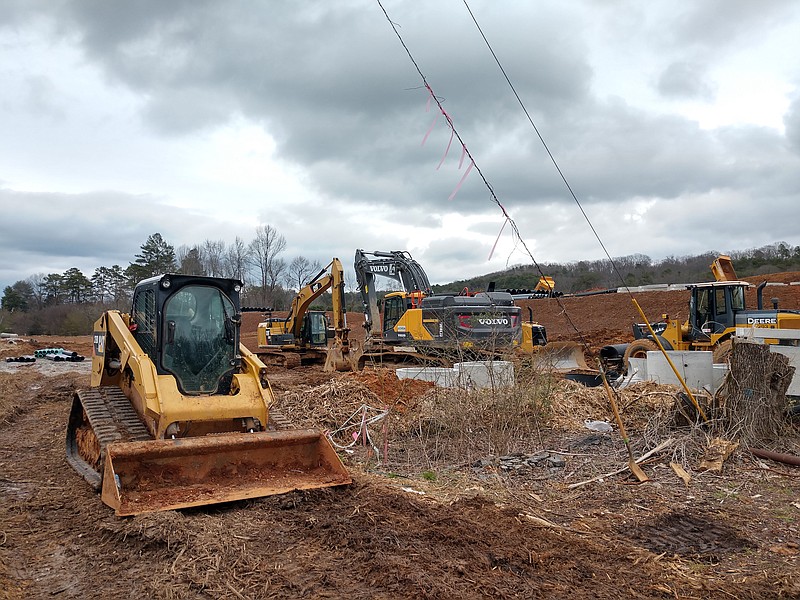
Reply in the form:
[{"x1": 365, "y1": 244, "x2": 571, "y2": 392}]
[{"x1": 432, "y1": 242, "x2": 800, "y2": 295}]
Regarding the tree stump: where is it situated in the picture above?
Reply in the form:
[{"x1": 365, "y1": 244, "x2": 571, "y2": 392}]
[{"x1": 719, "y1": 340, "x2": 795, "y2": 443}]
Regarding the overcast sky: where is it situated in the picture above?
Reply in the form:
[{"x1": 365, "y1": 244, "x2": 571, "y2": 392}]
[{"x1": 2, "y1": 0, "x2": 800, "y2": 293}]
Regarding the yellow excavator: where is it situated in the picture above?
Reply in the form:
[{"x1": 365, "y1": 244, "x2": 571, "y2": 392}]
[
  {"x1": 256, "y1": 258, "x2": 358, "y2": 371},
  {"x1": 66, "y1": 273, "x2": 351, "y2": 516},
  {"x1": 354, "y1": 249, "x2": 526, "y2": 367}
]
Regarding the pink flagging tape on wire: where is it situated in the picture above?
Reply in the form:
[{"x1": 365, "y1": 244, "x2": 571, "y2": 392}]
[
  {"x1": 448, "y1": 159, "x2": 474, "y2": 201},
  {"x1": 437, "y1": 129, "x2": 455, "y2": 170},
  {"x1": 488, "y1": 218, "x2": 509, "y2": 261},
  {"x1": 421, "y1": 113, "x2": 438, "y2": 146},
  {"x1": 458, "y1": 143, "x2": 467, "y2": 169}
]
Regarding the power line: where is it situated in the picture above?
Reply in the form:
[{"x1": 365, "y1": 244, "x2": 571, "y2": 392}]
[{"x1": 375, "y1": 0, "x2": 593, "y2": 354}]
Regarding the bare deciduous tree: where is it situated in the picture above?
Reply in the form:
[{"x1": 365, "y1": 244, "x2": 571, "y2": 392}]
[
  {"x1": 202, "y1": 239, "x2": 226, "y2": 277},
  {"x1": 224, "y1": 236, "x2": 251, "y2": 282},
  {"x1": 247, "y1": 225, "x2": 287, "y2": 306},
  {"x1": 286, "y1": 256, "x2": 322, "y2": 291}
]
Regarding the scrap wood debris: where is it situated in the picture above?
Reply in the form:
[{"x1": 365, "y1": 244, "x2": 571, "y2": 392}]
[
  {"x1": 279, "y1": 378, "x2": 384, "y2": 430},
  {"x1": 698, "y1": 438, "x2": 739, "y2": 473},
  {"x1": 548, "y1": 379, "x2": 683, "y2": 431}
]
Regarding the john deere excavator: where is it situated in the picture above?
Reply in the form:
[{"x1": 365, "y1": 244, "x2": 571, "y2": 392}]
[
  {"x1": 255, "y1": 258, "x2": 358, "y2": 371},
  {"x1": 601, "y1": 255, "x2": 800, "y2": 374},
  {"x1": 354, "y1": 249, "x2": 526, "y2": 367},
  {"x1": 66, "y1": 274, "x2": 351, "y2": 516}
]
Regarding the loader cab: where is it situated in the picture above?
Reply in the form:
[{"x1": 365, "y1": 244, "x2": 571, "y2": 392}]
[
  {"x1": 688, "y1": 282, "x2": 746, "y2": 339},
  {"x1": 131, "y1": 274, "x2": 243, "y2": 395}
]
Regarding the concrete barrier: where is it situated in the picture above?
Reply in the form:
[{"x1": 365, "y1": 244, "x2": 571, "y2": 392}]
[
  {"x1": 396, "y1": 361, "x2": 516, "y2": 390},
  {"x1": 454, "y1": 361, "x2": 515, "y2": 389},
  {"x1": 396, "y1": 366, "x2": 457, "y2": 387}
]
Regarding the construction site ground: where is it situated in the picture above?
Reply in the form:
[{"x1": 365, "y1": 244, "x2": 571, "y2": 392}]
[{"x1": 2, "y1": 273, "x2": 800, "y2": 599}]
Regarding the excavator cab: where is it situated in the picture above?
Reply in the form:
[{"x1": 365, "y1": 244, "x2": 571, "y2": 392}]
[
  {"x1": 299, "y1": 311, "x2": 330, "y2": 347},
  {"x1": 382, "y1": 292, "x2": 410, "y2": 337}
]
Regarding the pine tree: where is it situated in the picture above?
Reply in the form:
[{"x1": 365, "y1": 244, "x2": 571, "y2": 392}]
[{"x1": 126, "y1": 233, "x2": 177, "y2": 283}]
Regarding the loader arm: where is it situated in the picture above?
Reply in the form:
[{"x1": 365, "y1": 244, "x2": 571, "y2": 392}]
[{"x1": 91, "y1": 310, "x2": 161, "y2": 418}]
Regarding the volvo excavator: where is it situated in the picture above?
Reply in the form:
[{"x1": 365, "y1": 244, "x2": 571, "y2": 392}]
[
  {"x1": 66, "y1": 274, "x2": 351, "y2": 516},
  {"x1": 354, "y1": 250, "x2": 529, "y2": 367},
  {"x1": 353, "y1": 249, "x2": 588, "y2": 374},
  {"x1": 255, "y1": 258, "x2": 358, "y2": 371}
]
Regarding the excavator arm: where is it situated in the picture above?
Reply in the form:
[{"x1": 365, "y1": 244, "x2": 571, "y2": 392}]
[
  {"x1": 285, "y1": 262, "x2": 336, "y2": 340},
  {"x1": 354, "y1": 249, "x2": 433, "y2": 337}
]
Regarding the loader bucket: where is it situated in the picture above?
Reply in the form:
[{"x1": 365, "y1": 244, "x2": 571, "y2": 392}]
[
  {"x1": 100, "y1": 430, "x2": 351, "y2": 516},
  {"x1": 530, "y1": 341, "x2": 588, "y2": 371}
]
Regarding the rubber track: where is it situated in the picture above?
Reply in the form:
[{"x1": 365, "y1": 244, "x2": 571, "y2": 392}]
[
  {"x1": 67, "y1": 387, "x2": 152, "y2": 490},
  {"x1": 78, "y1": 386, "x2": 152, "y2": 448},
  {"x1": 267, "y1": 408, "x2": 294, "y2": 431}
]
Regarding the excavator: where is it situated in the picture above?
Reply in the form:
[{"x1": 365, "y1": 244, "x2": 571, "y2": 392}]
[
  {"x1": 601, "y1": 255, "x2": 800, "y2": 373},
  {"x1": 354, "y1": 249, "x2": 527, "y2": 367},
  {"x1": 65, "y1": 273, "x2": 351, "y2": 516},
  {"x1": 255, "y1": 258, "x2": 358, "y2": 371}
]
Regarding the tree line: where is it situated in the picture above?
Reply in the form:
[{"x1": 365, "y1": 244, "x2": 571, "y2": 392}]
[
  {"x1": 3, "y1": 235, "x2": 800, "y2": 336},
  {"x1": 0, "y1": 227, "x2": 347, "y2": 335},
  {"x1": 436, "y1": 241, "x2": 800, "y2": 296}
]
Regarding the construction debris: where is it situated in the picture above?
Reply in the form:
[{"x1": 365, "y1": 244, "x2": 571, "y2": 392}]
[{"x1": 698, "y1": 438, "x2": 739, "y2": 473}]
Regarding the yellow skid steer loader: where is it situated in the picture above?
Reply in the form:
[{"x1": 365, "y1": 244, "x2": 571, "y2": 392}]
[{"x1": 66, "y1": 274, "x2": 350, "y2": 516}]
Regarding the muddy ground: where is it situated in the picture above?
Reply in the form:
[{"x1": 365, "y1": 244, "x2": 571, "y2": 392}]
[{"x1": 2, "y1": 277, "x2": 800, "y2": 599}]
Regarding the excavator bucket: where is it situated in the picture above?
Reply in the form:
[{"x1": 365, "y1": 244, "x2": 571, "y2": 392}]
[
  {"x1": 324, "y1": 340, "x2": 362, "y2": 372},
  {"x1": 100, "y1": 430, "x2": 351, "y2": 516},
  {"x1": 530, "y1": 341, "x2": 589, "y2": 371}
]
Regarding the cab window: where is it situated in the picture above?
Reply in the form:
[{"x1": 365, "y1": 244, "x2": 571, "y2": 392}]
[{"x1": 161, "y1": 285, "x2": 237, "y2": 394}]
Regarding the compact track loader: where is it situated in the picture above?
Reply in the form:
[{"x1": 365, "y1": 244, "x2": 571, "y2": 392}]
[{"x1": 66, "y1": 274, "x2": 351, "y2": 516}]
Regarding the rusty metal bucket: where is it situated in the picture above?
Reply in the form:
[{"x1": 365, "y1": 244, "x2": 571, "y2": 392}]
[
  {"x1": 100, "y1": 430, "x2": 352, "y2": 516},
  {"x1": 324, "y1": 340, "x2": 361, "y2": 372}
]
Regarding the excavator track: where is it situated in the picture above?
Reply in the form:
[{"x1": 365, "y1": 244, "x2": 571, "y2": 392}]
[{"x1": 65, "y1": 387, "x2": 151, "y2": 491}]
